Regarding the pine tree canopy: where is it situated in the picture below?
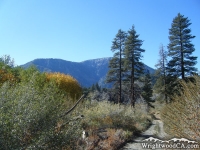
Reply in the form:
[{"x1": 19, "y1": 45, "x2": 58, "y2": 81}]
[
  {"x1": 124, "y1": 25, "x2": 145, "y2": 80},
  {"x1": 111, "y1": 29, "x2": 127, "y2": 52},
  {"x1": 106, "y1": 29, "x2": 127, "y2": 103},
  {"x1": 155, "y1": 44, "x2": 168, "y2": 75},
  {"x1": 167, "y1": 13, "x2": 197, "y2": 78},
  {"x1": 106, "y1": 30, "x2": 127, "y2": 84},
  {"x1": 142, "y1": 71, "x2": 154, "y2": 107},
  {"x1": 123, "y1": 25, "x2": 145, "y2": 106}
]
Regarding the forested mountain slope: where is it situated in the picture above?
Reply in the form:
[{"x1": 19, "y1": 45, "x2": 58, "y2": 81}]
[{"x1": 22, "y1": 57, "x2": 155, "y2": 87}]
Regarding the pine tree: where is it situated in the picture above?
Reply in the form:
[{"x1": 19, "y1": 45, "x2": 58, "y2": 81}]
[
  {"x1": 124, "y1": 25, "x2": 145, "y2": 107},
  {"x1": 141, "y1": 71, "x2": 154, "y2": 108},
  {"x1": 167, "y1": 13, "x2": 197, "y2": 79},
  {"x1": 0, "y1": 55, "x2": 15, "y2": 68},
  {"x1": 106, "y1": 29, "x2": 127, "y2": 103},
  {"x1": 91, "y1": 84, "x2": 95, "y2": 91},
  {"x1": 95, "y1": 83, "x2": 101, "y2": 92},
  {"x1": 154, "y1": 44, "x2": 168, "y2": 102}
]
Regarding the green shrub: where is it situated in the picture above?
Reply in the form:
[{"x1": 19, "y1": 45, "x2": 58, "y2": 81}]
[
  {"x1": 81, "y1": 101, "x2": 151, "y2": 132},
  {"x1": 0, "y1": 74, "x2": 82, "y2": 150},
  {"x1": 0, "y1": 55, "x2": 21, "y2": 86}
]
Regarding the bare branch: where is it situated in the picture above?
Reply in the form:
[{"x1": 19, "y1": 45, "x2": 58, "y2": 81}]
[{"x1": 60, "y1": 94, "x2": 86, "y2": 118}]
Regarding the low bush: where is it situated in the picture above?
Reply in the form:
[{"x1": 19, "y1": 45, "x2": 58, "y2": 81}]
[
  {"x1": 75, "y1": 100, "x2": 152, "y2": 149},
  {"x1": 81, "y1": 101, "x2": 151, "y2": 133},
  {"x1": 0, "y1": 69, "x2": 17, "y2": 85},
  {"x1": 0, "y1": 74, "x2": 82, "y2": 150},
  {"x1": 46, "y1": 72, "x2": 82, "y2": 100},
  {"x1": 161, "y1": 76, "x2": 200, "y2": 142}
]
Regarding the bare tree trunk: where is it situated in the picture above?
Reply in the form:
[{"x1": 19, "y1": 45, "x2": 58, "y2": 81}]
[
  {"x1": 119, "y1": 42, "x2": 122, "y2": 104},
  {"x1": 131, "y1": 55, "x2": 135, "y2": 107}
]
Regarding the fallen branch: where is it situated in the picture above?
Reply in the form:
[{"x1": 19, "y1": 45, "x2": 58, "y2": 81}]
[{"x1": 60, "y1": 94, "x2": 86, "y2": 118}]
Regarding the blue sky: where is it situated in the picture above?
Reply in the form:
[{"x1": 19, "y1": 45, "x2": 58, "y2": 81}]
[{"x1": 0, "y1": 0, "x2": 199, "y2": 70}]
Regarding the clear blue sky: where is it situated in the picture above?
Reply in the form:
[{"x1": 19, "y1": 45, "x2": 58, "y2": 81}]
[{"x1": 0, "y1": 0, "x2": 199, "y2": 70}]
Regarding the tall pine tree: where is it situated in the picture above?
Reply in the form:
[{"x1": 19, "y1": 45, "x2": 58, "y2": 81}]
[
  {"x1": 124, "y1": 25, "x2": 145, "y2": 107},
  {"x1": 154, "y1": 44, "x2": 168, "y2": 103},
  {"x1": 167, "y1": 13, "x2": 197, "y2": 79},
  {"x1": 106, "y1": 29, "x2": 127, "y2": 103},
  {"x1": 141, "y1": 71, "x2": 154, "y2": 108}
]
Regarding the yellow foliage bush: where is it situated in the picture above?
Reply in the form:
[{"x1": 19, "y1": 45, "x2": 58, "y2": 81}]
[
  {"x1": 45, "y1": 72, "x2": 82, "y2": 100},
  {"x1": 0, "y1": 69, "x2": 17, "y2": 85}
]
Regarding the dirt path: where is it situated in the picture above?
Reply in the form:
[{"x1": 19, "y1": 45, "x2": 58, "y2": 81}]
[{"x1": 121, "y1": 119, "x2": 168, "y2": 150}]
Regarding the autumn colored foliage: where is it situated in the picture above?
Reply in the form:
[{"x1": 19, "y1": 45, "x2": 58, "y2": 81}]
[
  {"x1": 45, "y1": 72, "x2": 82, "y2": 100},
  {"x1": 0, "y1": 69, "x2": 17, "y2": 85}
]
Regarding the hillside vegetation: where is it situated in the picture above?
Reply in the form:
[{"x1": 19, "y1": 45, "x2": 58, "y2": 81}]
[
  {"x1": 1, "y1": 13, "x2": 199, "y2": 149},
  {"x1": 0, "y1": 56, "x2": 152, "y2": 149}
]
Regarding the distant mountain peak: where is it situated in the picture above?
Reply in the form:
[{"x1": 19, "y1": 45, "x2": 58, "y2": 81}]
[{"x1": 21, "y1": 57, "x2": 154, "y2": 87}]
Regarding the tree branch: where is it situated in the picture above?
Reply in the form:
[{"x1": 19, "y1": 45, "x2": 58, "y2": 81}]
[{"x1": 60, "y1": 94, "x2": 86, "y2": 118}]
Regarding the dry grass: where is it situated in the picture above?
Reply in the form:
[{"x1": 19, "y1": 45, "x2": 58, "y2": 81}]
[
  {"x1": 81, "y1": 101, "x2": 151, "y2": 132},
  {"x1": 73, "y1": 100, "x2": 153, "y2": 149},
  {"x1": 161, "y1": 76, "x2": 200, "y2": 143}
]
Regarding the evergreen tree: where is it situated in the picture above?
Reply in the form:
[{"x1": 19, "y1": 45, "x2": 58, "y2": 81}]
[
  {"x1": 124, "y1": 25, "x2": 145, "y2": 107},
  {"x1": 154, "y1": 44, "x2": 168, "y2": 102},
  {"x1": 91, "y1": 84, "x2": 95, "y2": 91},
  {"x1": 95, "y1": 83, "x2": 101, "y2": 92},
  {"x1": 0, "y1": 55, "x2": 15, "y2": 68},
  {"x1": 141, "y1": 71, "x2": 154, "y2": 108},
  {"x1": 106, "y1": 29, "x2": 127, "y2": 103},
  {"x1": 167, "y1": 13, "x2": 197, "y2": 79}
]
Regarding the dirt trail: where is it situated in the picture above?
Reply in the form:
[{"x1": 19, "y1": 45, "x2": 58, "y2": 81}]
[{"x1": 121, "y1": 118, "x2": 168, "y2": 150}]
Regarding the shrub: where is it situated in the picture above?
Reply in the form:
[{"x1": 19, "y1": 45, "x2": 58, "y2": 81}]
[
  {"x1": 161, "y1": 76, "x2": 200, "y2": 142},
  {"x1": 46, "y1": 72, "x2": 82, "y2": 100},
  {"x1": 0, "y1": 69, "x2": 17, "y2": 86},
  {"x1": 0, "y1": 74, "x2": 82, "y2": 149},
  {"x1": 81, "y1": 101, "x2": 151, "y2": 132},
  {"x1": 0, "y1": 55, "x2": 21, "y2": 86},
  {"x1": 18, "y1": 66, "x2": 48, "y2": 91},
  {"x1": 77, "y1": 101, "x2": 152, "y2": 149}
]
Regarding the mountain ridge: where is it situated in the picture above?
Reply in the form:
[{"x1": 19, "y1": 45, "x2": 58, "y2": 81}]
[{"x1": 21, "y1": 57, "x2": 155, "y2": 87}]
